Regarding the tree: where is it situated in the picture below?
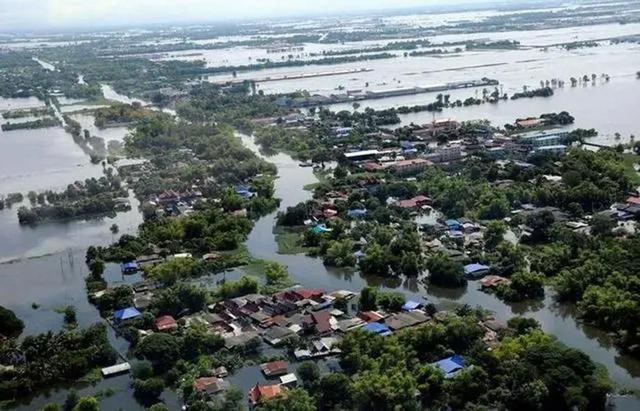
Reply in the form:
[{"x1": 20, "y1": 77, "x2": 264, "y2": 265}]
[
  {"x1": 43, "y1": 403, "x2": 61, "y2": 411},
  {"x1": 255, "y1": 388, "x2": 315, "y2": 411},
  {"x1": 359, "y1": 286, "x2": 379, "y2": 311},
  {"x1": 316, "y1": 373, "x2": 353, "y2": 410},
  {"x1": 72, "y1": 397, "x2": 99, "y2": 411},
  {"x1": 133, "y1": 377, "x2": 165, "y2": 405},
  {"x1": 265, "y1": 261, "x2": 290, "y2": 285},
  {"x1": 63, "y1": 306, "x2": 77, "y2": 325},
  {"x1": 136, "y1": 333, "x2": 180, "y2": 372},
  {"x1": 359, "y1": 243, "x2": 390, "y2": 276},
  {"x1": 88, "y1": 259, "x2": 105, "y2": 279},
  {"x1": 297, "y1": 362, "x2": 321, "y2": 388},
  {"x1": 132, "y1": 360, "x2": 154, "y2": 380},
  {"x1": 152, "y1": 282, "x2": 208, "y2": 317},
  {"x1": 590, "y1": 214, "x2": 615, "y2": 236},
  {"x1": 147, "y1": 404, "x2": 170, "y2": 411},
  {"x1": 507, "y1": 317, "x2": 540, "y2": 335},
  {"x1": 148, "y1": 257, "x2": 197, "y2": 285},
  {"x1": 427, "y1": 254, "x2": 466, "y2": 287},
  {"x1": 0, "y1": 305, "x2": 24, "y2": 337},
  {"x1": 377, "y1": 292, "x2": 406, "y2": 312},
  {"x1": 63, "y1": 390, "x2": 79, "y2": 411},
  {"x1": 484, "y1": 221, "x2": 506, "y2": 250}
]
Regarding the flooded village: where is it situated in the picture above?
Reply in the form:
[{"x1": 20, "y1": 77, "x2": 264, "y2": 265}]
[{"x1": 2, "y1": 0, "x2": 640, "y2": 410}]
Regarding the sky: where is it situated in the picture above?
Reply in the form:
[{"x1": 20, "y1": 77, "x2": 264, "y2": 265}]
[{"x1": 0, "y1": 0, "x2": 501, "y2": 32}]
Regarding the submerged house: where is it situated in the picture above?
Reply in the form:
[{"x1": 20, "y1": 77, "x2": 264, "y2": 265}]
[{"x1": 464, "y1": 263, "x2": 490, "y2": 279}]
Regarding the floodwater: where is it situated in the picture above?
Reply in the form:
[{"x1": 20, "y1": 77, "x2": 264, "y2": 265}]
[
  {"x1": 0, "y1": 96, "x2": 45, "y2": 111},
  {"x1": 239, "y1": 132, "x2": 640, "y2": 397},
  {"x1": 69, "y1": 112, "x2": 131, "y2": 142},
  {"x1": 0, "y1": 125, "x2": 105, "y2": 193}
]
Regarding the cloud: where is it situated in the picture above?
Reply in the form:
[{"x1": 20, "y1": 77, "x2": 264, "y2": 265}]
[{"x1": 0, "y1": 0, "x2": 487, "y2": 32}]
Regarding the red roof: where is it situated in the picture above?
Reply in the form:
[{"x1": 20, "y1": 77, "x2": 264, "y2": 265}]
[
  {"x1": 391, "y1": 158, "x2": 431, "y2": 168},
  {"x1": 311, "y1": 310, "x2": 332, "y2": 334},
  {"x1": 480, "y1": 276, "x2": 510, "y2": 288},
  {"x1": 358, "y1": 311, "x2": 384, "y2": 322},
  {"x1": 193, "y1": 377, "x2": 222, "y2": 393},
  {"x1": 627, "y1": 196, "x2": 640, "y2": 205},
  {"x1": 363, "y1": 162, "x2": 384, "y2": 171},
  {"x1": 293, "y1": 288, "x2": 324, "y2": 300},
  {"x1": 249, "y1": 384, "x2": 283, "y2": 405},
  {"x1": 155, "y1": 315, "x2": 178, "y2": 331},
  {"x1": 396, "y1": 195, "x2": 431, "y2": 209},
  {"x1": 261, "y1": 360, "x2": 288, "y2": 376}
]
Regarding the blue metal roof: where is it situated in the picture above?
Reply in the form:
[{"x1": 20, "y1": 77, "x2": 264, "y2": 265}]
[
  {"x1": 464, "y1": 263, "x2": 490, "y2": 275},
  {"x1": 432, "y1": 355, "x2": 465, "y2": 376},
  {"x1": 402, "y1": 300, "x2": 421, "y2": 311},
  {"x1": 121, "y1": 261, "x2": 139, "y2": 270},
  {"x1": 362, "y1": 322, "x2": 392, "y2": 335},
  {"x1": 114, "y1": 307, "x2": 142, "y2": 321},
  {"x1": 311, "y1": 224, "x2": 331, "y2": 234},
  {"x1": 347, "y1": 209, "x2": 367, "y2": 218}
]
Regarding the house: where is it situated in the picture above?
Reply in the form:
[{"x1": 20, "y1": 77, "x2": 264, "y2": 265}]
[
  {"x1": 263, "y1": 326, "x2": 295, "y2": 346},
  {"x1": 444, "y1": 219, "x2": 462, "y2": 231},
  {"x1": 402, "y1": 300, "x2": 422, "y2": 311},
  {"x1": 212, "y1": 366, "x2": 228, "y2": 378},
  {"x1": 395, "y1": 195, "x2": 431, "y2": 210},
  {"x1": 389, "y1": 158, "x2": 431, "y2": 174},
  {"x1": 385, "y1": 310, "x2": 429, "y2": 331},
  {"x1": 306, "y1": 310, "x2": 333, "y2": 335},
  {"x1": 121, "y1": 261, "x2": 139, "y2": 274},
  {"x1": 362, "y1": 322, "x2": 392, "y2": 336},
  {"x1": 431, "y1": 355, "x2": 465, "y2": 378},
  {"x1": 101, "y1": 363, "x2": 131, "y2": 378},
  {"x1": 347, "y1": 209, "x2": 367, "y2": 218},
  {"x1": 260, "y1": 360, "x2": 288, "y2": 377},
  {"x1": 235, "y1": 185, "x2": 255, "y2": 199},
  {"x1": 464, "y1": 263, "x2": 490, "y2": 279},
  {"x1": 279, "y1": 373, "x2": 298, "y2": 387},
  {"x1": 248, "y1": 384, "x2": 283, "y2": 406},
  {"x1": 194, "y1": 377, "x2": 230, "y2": 396},
  {"x1": 311, "y1": 337, "x2": 340, "y2": 355},
  {"x1": 292, "y1": 288, "x2": 325, "y2": 301},
  {"x1": 155, "y1": 315, "x2": 178, "y2": 332},
  {"x1": 311, "y1": 224, "x2": 332, "y2": 234},
  {"x1": 479, "y1": 275, "x2": 510, "y2": 288},
  {"x1": 358, "y1": 311, "x2": 385, "y2": 323},
  {"x1": 113, "y1": 307, "x2": 142, "y2": 323}
]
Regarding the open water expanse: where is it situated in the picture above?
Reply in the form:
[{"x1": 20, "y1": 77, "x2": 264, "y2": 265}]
[{"x1": 1, "y1": 15, "x2": 640, "y2": 410}]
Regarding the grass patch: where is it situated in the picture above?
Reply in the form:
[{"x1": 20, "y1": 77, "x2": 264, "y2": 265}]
[
  {"x1": 273, "y1": 225, "x2": 315, "y2": 255},
  {"x1": 621, "y1": 153, "x2": 640, "y2": 185},
  {"x1": 304, "y1": 169, "x2": 332, "y2": 191},
  {"x1": 77, "y1": 368, "x2": 103, "y2": 385},
  {"x1": 240, "y1": 258, "x2": 270, "y2": 277}
]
